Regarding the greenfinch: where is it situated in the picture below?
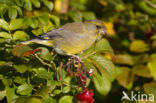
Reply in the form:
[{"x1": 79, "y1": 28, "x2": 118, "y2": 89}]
[{"x1": 22, "y1": 20, "x2": 107, "y2": 56}]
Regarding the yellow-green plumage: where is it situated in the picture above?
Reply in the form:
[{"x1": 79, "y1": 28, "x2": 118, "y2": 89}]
[{"x1": 22, "y1": 20, "x2": 107, "y2": 55}]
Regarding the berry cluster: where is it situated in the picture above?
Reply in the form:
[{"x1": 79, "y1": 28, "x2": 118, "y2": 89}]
[{"x1": 77, "y1": 89, "x2": 94, "y2": 103}]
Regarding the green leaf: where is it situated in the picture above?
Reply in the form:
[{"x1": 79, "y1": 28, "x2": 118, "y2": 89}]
[
  {"x1": 62, "y1": 86, "x2": 70, "y2": 93},
  {"x1": 16, "y1": 83, "x2": 33, "y2": 95},
  {"x1": 132, "y1": 65, "x2": 151, "y2": 78},
  {"x1": 39, "y1": 47, "x2": 52, "y2": 61},
  {"x1": 115, "y1": 3, "x2": 125, "y2": 11},
  {"x1": 0, "y1": 38, "x2": 6, "y2": 43},
  {"x1": 139, "y1": 1, "x2": 156, "y2": 15},
  {"x1": 6, "y1": 86, "x2": 18, "y2": 102},
  {"x1": 0, "y1": 61, "x2": 6, "y2": 66},
  {"x1": 116, "y1": 67, "x2": 134, "y2": 89},
  {"x1": 2, "y1": 78, "x2": 12, "y2": 86},
  {"x1": 31, "y1": 0, "x2": 41, "y2": 8},
  {"x1": 53, "y1": 89, "x2": 61, "y2": 95},
  {"x1": 148, "y1": 59, "x2": 156, "y2": 80},
  {"x1": 130, "y1": 40, "x2": 149, "y2": 53},
  {"x1": 42, "y1": 0, "x2": 53, "y2": 11},
  {"x1": 90, "y1": 55, "x2": 116, "y2": 81},
  {"x1": 14, "y1": 77, "x2": 26, "y2": 84},
  {"x1": 0, "y1": 19, "x2": 9, "y2": 30},
  {"x1": 10, "y1": 19, "x2": 28, "y2": 30},
  {"x1": 0, "y1": 90, "x2": 6, "y2": 100},
  {"x1": 0, "y1": 74, "x2": 3, "y2": 79},
  {"x1": 112, "y1": 54, "x2": 134, "y2": 65},
  {"x1": 0, "y1": 61, "x2": 12, "y2": 66},
  {"x1": 12, "y1": 6, "x2": 22, "y2": 16},
  {"x1": 68, "y1": 11, "x2": 82, "y2": 22},
  {"x1": 151, "y1": 35, "x2": 156, "y2": 40},
  {"x1": 15, "y1": 0, "x2": 23, "y2": 6},
  {"x1": 13, "y1": 31, "x2": 30, "y2": 41},
  {"x1": 13, "y1": 97, "x2": 42, "y2": 103},
  {"x1": 14, "y1": 65, "x2": 31, "y2": 73},
  {"x1": 58, "y1": 96, "x2": 73, "y2": 103},
  {"x1": 57, "y1": 67, "x2": 67, "y2": 81},
  {"x1": 38, "y1": 15, "x2": 49, "y2": 25},
  {"x1": 31, "y1": 28, "x2": 43, "y2": 36},
  {"x1": 84, "y1": 59, "x2": 113, "y2": 95},
  {"x1": 135, "y1": 54, "x2": 151, "y2": 64},
  {"x1": 10, "y1": 19, "x2": 23, "y2": 30},
  {"x1": 8, "y1": 7, "x2": 17, "y2": 19},
  {"x1": 34, "y1": 86, "x2": 53, "y2": 99},
  {"x1": 33, "y1": 67, "x2": 53, "y2": 79},
  {"x1": 29, "y1": 17, "x2": 39, "y2": 28},
  {"x1": 0, "y1": 5, "x2": 8, "y2": 18},
  {"x1": 43, "y1": 21, "x2": 55, "y2": 33},
  {"x1": 49, "y1": 15, "x2": 60, "y2": 27},
  {"x1": 63, "y1": 77, "x2": 71, "y2": 84},
  {"x1": 93, "y1": 72, "x2": 111, "y2": 95},
  {"x1": 46, "y1": 80, "x2": 61, "y2": 90},
  {"x1": 143, "y1": 82, "x2": 156, "y2": 101},
  {"x1": 24, "y1": 0, "x2": 32, "y2": 11},
  {"x1": 42, "y1": 98, "x2": 57, "y2": 103},
  {"x1": 95, "y1": 38, "x2": 114, "y2": 54},
  {"x1": 0, "y1": 32, "x2": 12, "y2": 39},
  {"x1": 82, "y1": 11, "x2": 96, "y2": 20}
]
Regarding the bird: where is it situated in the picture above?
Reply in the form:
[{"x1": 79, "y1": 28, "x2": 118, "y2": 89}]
[{"x1": 22, "y1": 20, "x2": 107, "y2": 58}]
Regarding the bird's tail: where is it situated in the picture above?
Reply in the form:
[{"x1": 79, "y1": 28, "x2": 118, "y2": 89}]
[{"x1": 21, "y1": 38, "x2": 53, "y2": 47}]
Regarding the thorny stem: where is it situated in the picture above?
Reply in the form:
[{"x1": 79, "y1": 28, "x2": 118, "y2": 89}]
[{"x1": 58, "y1": 62, "x2": 63, "y2": 80}]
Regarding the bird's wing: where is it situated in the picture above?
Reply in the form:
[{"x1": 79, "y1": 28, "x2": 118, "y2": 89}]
[
  {"x1": 38, "y1": 29, "x2": 63, "y2": 40},
  {"x1": 39, "y1": 22, "x2": 85, "y2": 40}
]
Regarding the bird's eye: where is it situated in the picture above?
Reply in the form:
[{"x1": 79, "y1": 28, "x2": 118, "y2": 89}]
[{"x1": 96, "y1": 25, "x2": 101, "y2": 29}]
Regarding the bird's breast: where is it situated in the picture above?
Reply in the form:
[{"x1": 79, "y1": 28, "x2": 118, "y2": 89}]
[{"x1": 53, "y1": 32, "x2": 97, "y2": 55}]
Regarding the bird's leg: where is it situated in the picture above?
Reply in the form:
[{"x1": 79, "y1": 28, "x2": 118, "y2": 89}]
[
  {"x1": 69, "y1": 54, "x2": 82, "y2": 72},
  {"x1": 70, "y1": 54, "x2": 82, "y2": 62}
]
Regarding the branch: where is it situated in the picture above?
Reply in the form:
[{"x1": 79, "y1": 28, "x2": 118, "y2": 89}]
[{"x1": 34, "y1": 54, "x2": 53, "y2": 68}]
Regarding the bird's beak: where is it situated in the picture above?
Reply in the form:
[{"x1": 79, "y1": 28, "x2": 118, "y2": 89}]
[{"x1": 99, "y1": 27, "x2": 108, "y2": 37}]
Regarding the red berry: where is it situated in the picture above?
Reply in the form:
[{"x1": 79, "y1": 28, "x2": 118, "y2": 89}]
[
  {"x1": 76, "y1": 72, "x2": 87, "y2": 87},
  {"x1": 77, "y1": 89, "x2": 94, "y2": 103},
  {"x1": 146, "y1": 29, "x2": 153, "y2": 38}
]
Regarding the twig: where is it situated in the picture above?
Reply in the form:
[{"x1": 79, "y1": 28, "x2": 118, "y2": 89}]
[
  {"x1": 50, "y1": 60, "x2": 57, "y2": 70},
  {"x1": 144, "y1": 0, "x2": 156, "y2": 9},
  {"x1": 58, "y1": 62, "x2": 63, "y2": 80},
  {"x1": 52, "y1": 54, "x2": 57, "y2": 60},
  {"x1": 34, "y1": 54, "x2": 52, "y2": 68}
]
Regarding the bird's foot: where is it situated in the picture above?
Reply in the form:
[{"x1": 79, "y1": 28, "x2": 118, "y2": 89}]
[
  {"x1": 70, "y1": 55, "x2": 82, "y2": 71},
  {"x1": 70, "y1": 55, "x2": 82, "y2": 62}
]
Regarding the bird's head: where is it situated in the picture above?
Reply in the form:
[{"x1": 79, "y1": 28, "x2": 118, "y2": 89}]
[{"x1": 84, "y1": 20, "x2": 107, "y2": 36}]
